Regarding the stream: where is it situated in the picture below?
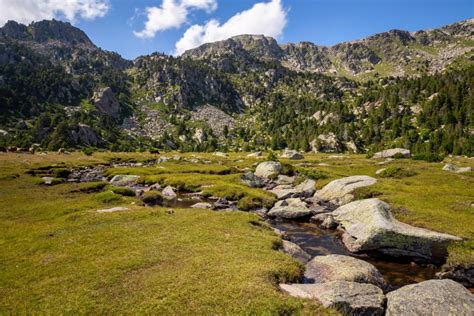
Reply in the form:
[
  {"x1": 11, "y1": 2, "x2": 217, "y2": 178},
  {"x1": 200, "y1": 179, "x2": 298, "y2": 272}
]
[{"x1": 270, "y1": 219, "x2": 439, "y2": 289}]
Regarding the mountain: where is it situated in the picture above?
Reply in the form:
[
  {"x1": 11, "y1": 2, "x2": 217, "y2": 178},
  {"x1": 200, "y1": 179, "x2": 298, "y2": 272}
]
[
  {"x1": 183, "y1": 19, "x2": 474, "y2": 79},
  {"x1": 0, "y1": 19, "x2": 473, "y2": 156}
]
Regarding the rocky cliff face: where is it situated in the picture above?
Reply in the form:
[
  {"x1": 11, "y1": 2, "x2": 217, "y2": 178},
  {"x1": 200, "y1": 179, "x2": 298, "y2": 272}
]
[{"x1": 183, "y1": 19, "x2": 474, "y2": 78}]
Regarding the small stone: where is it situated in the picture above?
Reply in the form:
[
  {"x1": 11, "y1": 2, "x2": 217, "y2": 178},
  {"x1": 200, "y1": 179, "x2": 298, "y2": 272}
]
[{"x1": 97, "y1": 207, "x2": 130, "y2": 213}]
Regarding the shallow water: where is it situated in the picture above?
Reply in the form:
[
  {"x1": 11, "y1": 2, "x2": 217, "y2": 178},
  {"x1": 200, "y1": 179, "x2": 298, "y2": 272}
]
[{"x1": 271, "y1": 220, "x2": 439, "y2": 289}]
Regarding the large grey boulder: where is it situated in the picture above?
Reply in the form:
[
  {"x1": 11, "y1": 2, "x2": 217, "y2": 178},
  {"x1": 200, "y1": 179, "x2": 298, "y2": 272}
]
[
  {"x1": 270, "y1": 184, "x2": 297, "y2": 199},
  {"x1": 280, "y1": 149, "x2": 304, "y2": 160},
  {"x1": 314, "y1": 175, "x2": 377, "y2": 205},
  {"x1": 255, "y1": 161, "x2": 282, "y2": 178},
  {"x1": 333, "y1": 198, "x2": 462, "y2": 261},
  {"x1": 372, "y1": 148, "x2": 410, "y2": 159},
  {"x1": 282, "y1": 240, "x2": 311, "y2": 264},
  {"x1": 110, "y1": 174, "x2": 140, "y2": 187},
  {"x1": 280, "y1": 281, "x2": 385, "y2": 316},
  {"x1": 442, "y1": 163, "x2": 472, "y2": 174},
  {"x1": 304, "y1": 255, "x2": 387, "y2": 288},
  {"x1": 267, "y1": 198, "x2": 312, "y2": 219},
  {"x1": 92, "y1": 87, "x2": 120, "y2": 119},
  {"x1": 386, "y1": 279, "x2": 474, "y2": 316}
]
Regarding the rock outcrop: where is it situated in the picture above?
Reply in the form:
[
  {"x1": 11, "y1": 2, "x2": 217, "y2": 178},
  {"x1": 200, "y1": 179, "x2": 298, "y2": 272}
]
[
  {"x1": 386, "y1": 279, "x2": 474, "y2": 316},
  {"x1": 267, "y1": 198, "x2": 312, "y2": 219},
  {"x1": 314, "y1": 175, "x2": 377, "y2": 205},
  {"x1": 332, "y1": 198, "x2": 462, "y2": 262},
  {"x1": 280, "y1": 149, "x2": 304, "y2": 160},
  {"x1": 254, "y1": 161, "x2": 282, "y2": 178},
  {"x1": 372, "y1": 148, "x2": 411, "y2": 159},
  {"x1": 110, "y1": 175, "x2": 139, "y2": 187},
  {"x1": 92, "y1": 87, "x2": 121, "y2": 119},
  {"x1": 442, "y1": 163, "x2": 472, "y2": 174},
  {"x1": 280, "y1": 281, "x2": 385, "y2": 316},
  {"x1": 281, "y1": 240, "x2": 312, "y2": 264},
  {"x1": 304, "y1": 255, "x2": 387, "y2": 288}
]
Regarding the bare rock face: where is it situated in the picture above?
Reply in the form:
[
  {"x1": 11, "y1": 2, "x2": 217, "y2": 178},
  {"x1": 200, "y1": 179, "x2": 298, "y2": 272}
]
[
  {"x1": 332, "y1": 198, "x2": 462, "y2": 262},
  {"x1": 372, "y1": 148, "x2": 411, "y2": 159},
  {"x1": 314, "y1": 175, "x2": 377, "y2": 205},
  {"x1": 386, "y1": 279, "x2": 474, "y2": 316},
  {"x1": 281, "y1": 240, "x2": 311, "y2": 264},
  {"x1": 92, "y1": 87, "x2": 120, "y2": 119},
  {"x1": 254, "y1": 161, "x2": 282, "y2": 178},
  {"x1": 70, "y1": 123, "x2": 102, "y2": 146},
  {"x1": 280, "y1": 281, "x2": 385, "y2": 316},
  {"x1": 304, "y1": 255, "x2": 387, "y2": 288}
]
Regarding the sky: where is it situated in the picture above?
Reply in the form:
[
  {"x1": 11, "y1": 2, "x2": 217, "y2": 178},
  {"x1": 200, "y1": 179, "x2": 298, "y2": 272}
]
[{"x1": 0, "y1": 0, "x2": 472, "y2": 59}]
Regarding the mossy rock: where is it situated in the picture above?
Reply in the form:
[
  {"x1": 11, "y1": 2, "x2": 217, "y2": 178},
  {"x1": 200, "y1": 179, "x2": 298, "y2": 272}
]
[
  {"x1": 112, "y1": 187, "x2": 136, "y2": 197},
  {"x1": 141, "y1": 191, "x2": 163, "y2": 206}
]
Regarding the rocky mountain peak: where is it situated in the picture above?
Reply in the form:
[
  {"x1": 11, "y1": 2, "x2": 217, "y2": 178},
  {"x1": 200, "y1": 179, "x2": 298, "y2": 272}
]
[{"x1": 0, "y1": 19, "x2": 94, "y2": 48}]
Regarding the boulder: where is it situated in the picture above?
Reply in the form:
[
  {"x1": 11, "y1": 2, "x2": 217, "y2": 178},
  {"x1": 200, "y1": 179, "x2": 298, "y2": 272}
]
[
  {"x1": 276, "y1": 175, "x2": 295, "y2": 185},
  {"x1": 162, "y1": 186, "x2": 177, "y2": 200},
  {"x1": 92, "y1": 87, "x2": 120, "y2": 119},
  {"x1": 270, "y1": 185, "x2": 297, "y2": 200},
  {"x1": 241, "y1": 172, "x2": 263, "y2": 188},
  {"x1": 280, "y1": 281, "x2": 385, "y2": 316},
  {"x1": 311, "y1": 133, "x2": 342, "y2": 153},
  {"x1": 436, "y1": 265, "x2": 474, "y2": 288},
  {"x1": 268, "y1": 198, "x2": 312, "y2": 219},
  {"x1": 97, "y1": 207, "x2": 130, "y2": 213},
  {"x1": 247, "y1": 151, "x2": 262, "y2": 157},
  {"x1": 213, "y1": 151, "x2": 228, "y2": 157},
  {"x1": 280, "y1": 149, "x2": 304, "y2": 160},
  {"x1": 311, "y1": 213, "x2": 338, "y2": 229},
  {"x1": 255, "y1": 161, "x2": 282, "y2": 178},
  {"x1": 314, "y1": 176, "x2": 377, "y2": 205},
  {"x1": 304, "y1": 255, "x2": 387, "y2": 288},
  {"x1": 333, "y1": 198, "x2": 462, "y2": 262},
  {"x1": 386, "y1": 279, "x2": 474, "y2": 316},
  {"x1": 442, "y1": 163, "x2": 472, "y2": 174},
  {"x1": 110, "y1": 175, "x2": 139, "y2": 187},
  {"x1": 191, "y1": 202, "x2": 212, "y2": 209},
  {"x1": 372, "y1": 148, "x2": 411, "y2": 159},
  {"x1": 282, "y1": 240, "x2": 311, "y2": 264},
  {"x1": 294, "y1": 179, "x2": 316, "y2": 198},
  {"x1": 41, "y1": 177, "x2": 56, "y2": 185}
]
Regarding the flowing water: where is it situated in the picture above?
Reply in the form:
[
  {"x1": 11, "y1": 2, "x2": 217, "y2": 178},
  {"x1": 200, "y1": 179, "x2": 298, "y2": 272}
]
[{"x1": 270, "y1": 220, "x2": 439, "y2": 289}]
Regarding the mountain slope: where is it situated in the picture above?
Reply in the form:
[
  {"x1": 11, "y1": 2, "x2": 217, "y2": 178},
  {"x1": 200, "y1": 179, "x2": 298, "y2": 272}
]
[{"x1": 183, "y1": 19, "x2": 474, "y2": 79}]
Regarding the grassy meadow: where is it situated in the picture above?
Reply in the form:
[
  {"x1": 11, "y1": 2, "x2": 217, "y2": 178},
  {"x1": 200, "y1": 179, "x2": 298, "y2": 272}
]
[{"x1": 0, "y1": 151, "x2": 472, "y2": 313}]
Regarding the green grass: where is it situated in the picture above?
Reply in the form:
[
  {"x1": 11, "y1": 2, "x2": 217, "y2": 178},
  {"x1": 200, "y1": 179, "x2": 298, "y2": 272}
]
[
  {"x1": 0, "y1": 153, "x2": 333, "y2": 314},
  {"x1": 1, "y1": 151, "x2": 472, "y2": 313}
]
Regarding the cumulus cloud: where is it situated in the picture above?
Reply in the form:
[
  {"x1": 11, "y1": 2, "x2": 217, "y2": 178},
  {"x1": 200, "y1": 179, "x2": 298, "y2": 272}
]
[
  {"x1": 0, "y1": 0, "x2": 110, "y2": 26},
  {"x1": 175, "y1": 0, "x2": 287, "y2": 55},
  {"x1": 134, "y1": 0, "x2": 217, "y2": 39}
]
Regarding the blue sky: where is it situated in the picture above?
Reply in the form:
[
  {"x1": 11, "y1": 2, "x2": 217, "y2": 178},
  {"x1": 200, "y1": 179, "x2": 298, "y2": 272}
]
[{"x1": 1, "y1": 0, "x2": 472, "y2": 59}]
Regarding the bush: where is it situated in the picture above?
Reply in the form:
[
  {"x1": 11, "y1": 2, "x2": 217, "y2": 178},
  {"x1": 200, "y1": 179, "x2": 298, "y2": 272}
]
[
  {"x1": 149, "y1": 148, "x2": 160, "y2": 154},
  {"x1": 141, "y1": 191, "x2": 163, "y2": 206},
  {"x1": 112, "y1": 186, "x2": 136, "y2": 197},
  {"x1": 73, "y1": 181, "x2": 108, "y2": 193},
  {"x1": 392, "y1": 153, "x2": 408, "y2": 159},
  {"x1": 280, "y1": 163, "x2": 295, "y2": 176},
  {"x1": 297, "y1": 167, "x2": 328, "y2": 180},
  {"x1": 82, "y1": 148, "x2": 94, "y2": 156},
  {"x1": 378, "y1": 167, "x2": 417, "y2": 178},
  {"x1": 412, "y1": 153, "x2": 444, "y2": 162},
  {"x1": 95, "y1": 191, "x2": 123, "y2": 203},
  {"x1": 266, "y1": 151, "x2": 278, "y2": 162},
  {"x1": 52, "y1": 168, "x2": 71, "y2": 178}
]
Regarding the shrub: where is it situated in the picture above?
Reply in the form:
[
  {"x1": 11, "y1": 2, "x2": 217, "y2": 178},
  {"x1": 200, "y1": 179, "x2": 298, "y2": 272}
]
[
  {"x1": 392, "y1": 153, "x2": 408, "y2": 159},
  {"x1": 297, "y1": 167, "x2": 328, "y2": 180},
  {"x1": 280, "y1": 163, "x2": 295, "y2": 176},
  {"x1": 266, "y1": 151, "x2": 278, "y2": 162},
  {"x1": 95, "y1": 191, "x2": 123, "y2": 203},
  {"x1": 82, "y1": 148, "x2": 94, "y2": 156},
  {"x1": 149, "y1": 148, "x2": 160, "y2": 154},
  {"x1": 52, "y1": 168, "x2": 71, "y2": 178},
  {"x1": 412, "y1": 153, "x2": 444, "y2": 162},
  {"x1": 378, "y1": 167, "x2": 417, "y2": 178},
  {"x1": 112, "y1": 186, "x2": 136, "y2": 197},
  {"x1": 141, "y1": 191, "x2": 163, "y2": 206},
  {"x1": 73, "y1": 181, "x2": 108, "y2": 193}
]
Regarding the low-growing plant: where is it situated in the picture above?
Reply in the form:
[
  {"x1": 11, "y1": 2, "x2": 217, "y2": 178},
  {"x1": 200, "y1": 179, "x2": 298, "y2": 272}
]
[
  {"x1": 72, "y1": 181, "x2": 108, "y2": 193},
  {"x1": 297, "y1": 167, "x2": 328, "y2": 180},
  {"x1": 353, "y1": 187, "x2": 383, "y2": 200},
  {"x1": 378, "y1": 167, "x2": 417, "y2": 178},
  {"x1": 52, "y1": 168, "x2": 71, "y2": 178},
  {"x1": 412, "y1": 153, "x2": 444, "y2": 162},
  {"x1": 392, "y1": 153, "x2": 408, "y2": 159},
  {"x1": 82, "y1": 147, "x2": 94, "y2": 156},
  {"x1": 95, "y1": 191, "x2": 123, "y2": 203},
  {"x1": 112, "y1": 186, "x2": 136, "y2": 197},
  {"x1": 266, "y1": 151, "x2": 278, "y2": 162},
  {"x1": 280, "y1": 163, "x2": 295, "y2": 176},
  {"x1": 140, "y1": 191, "x2": 163, "y2": 206}
]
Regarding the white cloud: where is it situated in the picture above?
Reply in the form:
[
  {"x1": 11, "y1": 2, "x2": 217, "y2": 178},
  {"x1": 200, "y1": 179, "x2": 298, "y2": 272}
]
[
  {"x1": 0, "y1": 0, "x2": 110, "y2": 26},
  {"x1": 175, "y1": 0, "x2": 287, "y2": 55},
  {"x1": 134, "y1": 0, "x2": 217, "y2": 39}
]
